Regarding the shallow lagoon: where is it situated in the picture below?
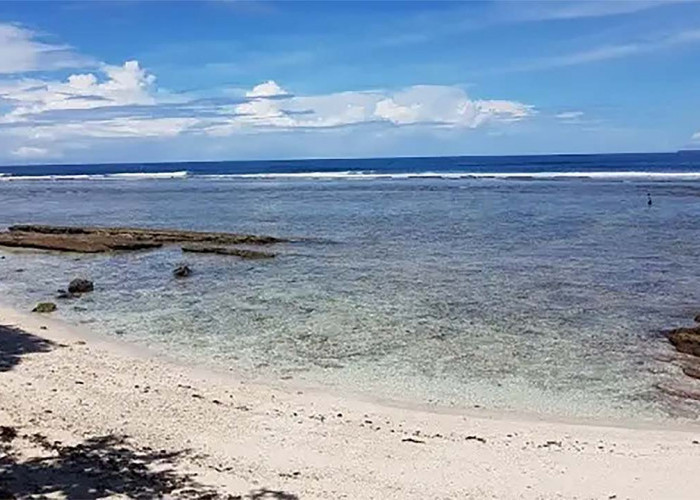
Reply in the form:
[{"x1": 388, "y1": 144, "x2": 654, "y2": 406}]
[{"x1": 1, "y1": 175, "x2": 700, "y2": 420}]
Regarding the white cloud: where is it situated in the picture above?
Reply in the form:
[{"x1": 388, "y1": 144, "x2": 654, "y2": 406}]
[
  {"x1": 245, "y1": 80, "x2": 288, "y2": 98},
  {"x1": 691, "y1": 131, "x2": 700, "y2": 142},
  {"x1": 1, "y1": 60, "x2": 157, "y2": 121},
  {"x1": 0, "y1": 65, "x2": 534, "y2": 157},
  {"x1": 0, "y1": 23, "x2": 92, "y2": 74},
  {"x1": 556, "y1": 111, "x2": 585, "y2": 121},
  {"x1": 218, "y1": 82, "x2": 533, "y2": 133},
  {"x1": 24, "y1": 118, "x2": 196, "y2": 140},
  {"x1": 11, "y1": 146, "x2": 55, "y2": 159}
]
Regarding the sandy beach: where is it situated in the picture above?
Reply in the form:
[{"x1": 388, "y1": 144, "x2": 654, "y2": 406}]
[{"x1": 0, "y1": 305, "x2": 698, "y2": 499}]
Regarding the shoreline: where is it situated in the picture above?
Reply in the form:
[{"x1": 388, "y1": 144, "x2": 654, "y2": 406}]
[
  {"x1": 2, "y1": 304, "x2": 700, "y2": 498},
  {"x1": 5, "y1": 301, "x2": 697, "y2": 433}
]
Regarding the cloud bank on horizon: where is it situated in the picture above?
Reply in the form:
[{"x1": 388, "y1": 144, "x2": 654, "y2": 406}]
[
  {"x1": 1, "y1": 54, "x2": 532, "y2": 160},
  {"x1": 0, "y1": 0, "x2": 699, "y2": 163}
]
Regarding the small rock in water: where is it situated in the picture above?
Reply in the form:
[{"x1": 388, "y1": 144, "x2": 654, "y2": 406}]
[
  {"x1": 173, "y1": 264, "x2": 192, "y2": 278},
  {"x1": 32, "y1": 302, "x2": 57, "y2": 313},
  {"x1": 68, "y1": 278, "x2": 94, "y2": 294}
]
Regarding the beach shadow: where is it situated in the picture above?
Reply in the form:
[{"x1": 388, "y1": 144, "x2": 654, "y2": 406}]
[
  {"x1": 0, "y1": 430, "x2": 299, "y2": 500},
  {"x1": 0, "y1": 324, "x2": 55, "y2": 372}
]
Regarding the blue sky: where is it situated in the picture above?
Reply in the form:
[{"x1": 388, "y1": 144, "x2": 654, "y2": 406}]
[{"x1": 0, "y1": 0, "x2": 699, "y2": 164}]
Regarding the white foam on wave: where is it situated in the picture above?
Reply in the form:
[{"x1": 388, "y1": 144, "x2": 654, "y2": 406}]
[
  {"x1": 474, "y1": 171, "x2": 700, "y2": 179},
  {"x1": 106, "y1": 171, "x2": 189, "y2": 179},
  {"x1": 200, "y1": 171, "x2": 364, "y2": 180},
  {"x1": 0, "y1": 171, "x2": 189, "y2": 181},
  {"x1": 2, "y1": 169, "x2": 700, "y2": 181},
  {"x1": 0, "y1": 174, "x2": 94, "y2": 181},
  {"x1": 197, "y1": 170, "x2": 700, "y2": 181}
]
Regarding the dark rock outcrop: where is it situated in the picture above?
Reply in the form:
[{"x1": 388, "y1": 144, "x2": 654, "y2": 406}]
[
  {"x1": 32, "y1": 302, "x2": 57, "y2": 313},
  {"x1": 68, "y1": 278, "x2": 94, "y2": 294},
  {"x1": 173, "y1": 264, "x2": 192, "y2": 278},
  {"x1": 181, "y1": 245, "x2": 276, "y2": 259},
  {"x1": 668, "y1": 326, "x2": 700, "y2": 357},
  {"x1": 664, "y1": 320, "x2": 700, "y2": 385}
]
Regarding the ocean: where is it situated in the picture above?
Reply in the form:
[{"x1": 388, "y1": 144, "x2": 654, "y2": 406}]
[{"x1": 1, "y1": 152, "x2": 700, "y2": 421}]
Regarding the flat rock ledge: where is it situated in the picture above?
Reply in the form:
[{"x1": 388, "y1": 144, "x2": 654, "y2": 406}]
[{"x1": 0, "y1": 224, "x2": 286, "y2": 253}]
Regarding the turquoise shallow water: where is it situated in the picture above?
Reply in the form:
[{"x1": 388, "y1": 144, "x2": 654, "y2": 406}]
[{"x1": 1, "y1": 174, "x2": 700, "y2": 420}]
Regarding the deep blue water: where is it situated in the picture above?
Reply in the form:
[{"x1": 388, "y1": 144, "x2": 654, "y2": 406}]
[
  {"x1": 1, "y1": 151, "x2": 700, "y2": 178},
  {"x1": 1, "y1": 152, "x2": 700, "y2": 421}
]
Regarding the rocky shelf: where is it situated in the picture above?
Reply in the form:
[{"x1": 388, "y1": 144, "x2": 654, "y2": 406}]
[
  {"x1": 663, "y1": 318, "x2": 700, "y2": 397},
  {"x1": 0, "y1": 224, "x2": 287, "y2": 253}
]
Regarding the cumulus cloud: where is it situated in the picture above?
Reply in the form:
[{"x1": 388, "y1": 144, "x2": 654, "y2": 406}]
[
  {"x1": 0, "y1": 63, "x2": 534, "y2": 158},
  {"x1": 0, "y1": 23, "x2": 93, "y2": 74},
  {"x1": 245, "y1": 80, "x2": 290, "y2": 98},
  {"x1": 692, "y1": 131, "x2": 700, "y2": 143},
  {"x1": 1, "y1": 60, "x2": 157, "y2": 121},
  {"x1": 215, "y1": 82, "x2": 533, "y2": 133}
]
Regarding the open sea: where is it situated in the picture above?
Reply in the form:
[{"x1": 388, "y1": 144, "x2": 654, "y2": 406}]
[{"x1": 2, "y1": 152, "x2": 700, "y2": 421}]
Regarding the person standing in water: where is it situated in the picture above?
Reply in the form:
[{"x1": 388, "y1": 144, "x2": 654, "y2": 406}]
[{"x1": 647, "y1": 193, "x2": 653, "y2": 206}]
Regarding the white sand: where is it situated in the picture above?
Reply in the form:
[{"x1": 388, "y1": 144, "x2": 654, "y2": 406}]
[{"x1": 2, "y1": 305, "x2": 700, "y2": 499}]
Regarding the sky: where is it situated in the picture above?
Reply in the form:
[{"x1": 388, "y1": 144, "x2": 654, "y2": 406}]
[{"x1": 0, "y1": 0, "x2": 699, "y2": 165}]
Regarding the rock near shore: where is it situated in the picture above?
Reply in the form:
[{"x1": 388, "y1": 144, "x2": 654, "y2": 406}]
[
  {"x1": 668, "y1": 326, "x2": 700, "y2": 357},
  {"x1": 32, "y1": 302, "x2": 57, "y2": 313},
  {"x1": 68, "y1": 278, "x2": 94, "y2": 294}
]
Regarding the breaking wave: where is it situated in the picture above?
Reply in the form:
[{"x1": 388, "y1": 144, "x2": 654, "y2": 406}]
[{"x1": 2, "y1": 169, "x2": 700, "y2": 181}]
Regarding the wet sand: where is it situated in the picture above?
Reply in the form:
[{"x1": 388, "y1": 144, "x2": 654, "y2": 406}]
[{"x1": 2, "y1": 305, "x2": 700, "y2": 499}]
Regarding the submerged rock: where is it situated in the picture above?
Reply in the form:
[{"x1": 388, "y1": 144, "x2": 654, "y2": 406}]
[
  {"x1": 656, "y1": 382, "x2": 700, "y2": 402},
  {"x1": 56, "y1": 289, "x2": 75, "y2": 300},
  {"x1": 682, "y1": 363, "x2": 700, "y2": 380},
  {"x1": 173, "y1": 264, "x2": 192, "y2": 278},
  {"x1": 68, "y1": 278, "x2": 94, "y2": 294},
  {"x1": 181, "y1": 245, "x2": 276, "y2": 259},
  {"x1": 668, "y1": 326, "x2": 700, "y2": 357},
  {"x1": 32, "y1": 302, "x2": 57, "y2": 313}
]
